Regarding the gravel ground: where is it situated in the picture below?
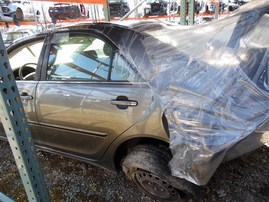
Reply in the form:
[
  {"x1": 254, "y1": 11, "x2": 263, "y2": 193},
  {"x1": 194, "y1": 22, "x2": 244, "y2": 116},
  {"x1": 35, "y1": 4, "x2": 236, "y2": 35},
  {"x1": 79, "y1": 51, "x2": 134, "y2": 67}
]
[{"x1": 0, "y1": 140, "x2": 269, "y2": 202}]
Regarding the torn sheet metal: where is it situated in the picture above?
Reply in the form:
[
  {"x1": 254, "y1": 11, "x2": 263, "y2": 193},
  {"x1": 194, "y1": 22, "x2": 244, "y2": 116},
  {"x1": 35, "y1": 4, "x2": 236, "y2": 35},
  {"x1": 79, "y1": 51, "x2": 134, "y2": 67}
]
[{"x1": 118, "y1": 0, "x2": 269, "y2": 185}]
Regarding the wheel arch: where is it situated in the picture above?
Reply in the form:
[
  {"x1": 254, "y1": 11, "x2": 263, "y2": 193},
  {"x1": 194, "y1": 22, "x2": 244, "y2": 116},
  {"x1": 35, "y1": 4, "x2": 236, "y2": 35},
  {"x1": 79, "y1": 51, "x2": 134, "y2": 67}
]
[
  {"x1": 16, "y1": 7, "x2": 23, "y2": 12},
  {"x1": 121, "y1": 144, "x2": 201, "y2": 201},
  {"x1": 114, "y1": 136, "x2": 170, "y2": 171},
  {"x1": 113, "y1": 112, "x2": 171, "y2": 170}
]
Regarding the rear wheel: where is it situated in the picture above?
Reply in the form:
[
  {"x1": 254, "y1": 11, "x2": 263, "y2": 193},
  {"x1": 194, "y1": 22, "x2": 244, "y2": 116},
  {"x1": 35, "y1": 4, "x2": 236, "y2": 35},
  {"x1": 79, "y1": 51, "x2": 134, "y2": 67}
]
[{"x1": 122, "y1": 145, "x2": 199, "y2": 202}]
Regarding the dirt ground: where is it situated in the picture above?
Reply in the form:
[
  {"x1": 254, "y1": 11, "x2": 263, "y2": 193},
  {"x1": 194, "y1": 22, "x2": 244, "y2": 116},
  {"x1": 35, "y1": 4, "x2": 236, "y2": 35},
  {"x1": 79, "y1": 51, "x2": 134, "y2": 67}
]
[{"x1": 0, "y1": 140, "x2": 269, "y2": 202}]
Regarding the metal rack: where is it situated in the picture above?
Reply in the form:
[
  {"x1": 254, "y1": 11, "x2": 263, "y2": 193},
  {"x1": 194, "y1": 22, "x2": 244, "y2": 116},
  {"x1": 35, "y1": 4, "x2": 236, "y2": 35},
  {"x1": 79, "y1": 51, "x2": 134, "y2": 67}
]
[{"x1": 0, "y1": 33, "x2": 50, "y2": 202}]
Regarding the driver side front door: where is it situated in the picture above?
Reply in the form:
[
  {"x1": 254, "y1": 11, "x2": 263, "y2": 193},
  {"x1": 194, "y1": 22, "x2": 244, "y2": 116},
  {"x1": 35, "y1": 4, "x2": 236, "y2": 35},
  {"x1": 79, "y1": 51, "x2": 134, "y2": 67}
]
[{"x1": 0, "y1": 37, "x2": 46, "y2": 139}]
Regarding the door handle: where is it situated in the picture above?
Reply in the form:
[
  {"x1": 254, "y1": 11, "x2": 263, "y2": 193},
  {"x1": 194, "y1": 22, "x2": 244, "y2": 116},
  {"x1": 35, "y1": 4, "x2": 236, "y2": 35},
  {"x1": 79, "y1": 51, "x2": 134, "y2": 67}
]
[
  {"x1": 20, "y1": 92, "x2": 33, "y2": 101},
  {"x1": 110, "y1": 96, "x2": 138, "y2": 109},
  {"x1": 110, "y1": 100, "x2": 138, "y2": 106}
]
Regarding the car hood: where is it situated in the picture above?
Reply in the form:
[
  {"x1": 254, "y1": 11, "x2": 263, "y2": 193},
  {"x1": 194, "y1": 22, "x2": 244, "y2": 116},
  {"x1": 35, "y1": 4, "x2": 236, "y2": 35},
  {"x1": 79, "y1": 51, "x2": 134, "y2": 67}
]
[{"x1": 114, "y1": 0, "x2": 269, "y2": 185}]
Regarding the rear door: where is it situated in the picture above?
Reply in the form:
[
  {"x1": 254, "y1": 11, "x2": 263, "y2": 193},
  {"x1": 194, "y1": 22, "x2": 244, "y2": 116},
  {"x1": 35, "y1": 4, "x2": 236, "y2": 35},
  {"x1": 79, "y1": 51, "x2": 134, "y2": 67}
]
[{"x1": 35, "y1": 31, "x2": 152, "y2": 160}]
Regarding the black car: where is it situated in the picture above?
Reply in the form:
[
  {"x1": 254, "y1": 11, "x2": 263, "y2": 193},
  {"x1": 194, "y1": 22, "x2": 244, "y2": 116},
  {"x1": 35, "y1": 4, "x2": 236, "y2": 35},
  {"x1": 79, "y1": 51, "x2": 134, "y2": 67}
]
[
  {"x1": 144, "y1": 0, "x2": 168, "y2": 16},
  {"x1": 109, "y1": 0, "x2": 130, "y2": 18},
  {"x1": 48, "y1": 3, "x2": 87, "y2": 21}
]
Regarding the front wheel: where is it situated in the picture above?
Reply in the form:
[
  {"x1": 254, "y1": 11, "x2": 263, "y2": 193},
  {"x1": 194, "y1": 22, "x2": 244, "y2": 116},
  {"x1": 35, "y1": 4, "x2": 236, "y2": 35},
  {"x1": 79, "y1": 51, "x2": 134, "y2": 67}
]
[
  {"x1": 122, "y1": 145, "x2": 200, "y2": 202},
  {"x1": 15, "y1": 8, "x2": 24, "y2": 21}
]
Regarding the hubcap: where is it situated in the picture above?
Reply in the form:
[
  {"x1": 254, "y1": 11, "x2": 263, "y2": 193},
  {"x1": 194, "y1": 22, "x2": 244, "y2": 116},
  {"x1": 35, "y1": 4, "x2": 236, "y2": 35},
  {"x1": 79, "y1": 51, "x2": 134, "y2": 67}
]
[{"x1": 133, "y1": 170, "x2": 180, "y2": 201}]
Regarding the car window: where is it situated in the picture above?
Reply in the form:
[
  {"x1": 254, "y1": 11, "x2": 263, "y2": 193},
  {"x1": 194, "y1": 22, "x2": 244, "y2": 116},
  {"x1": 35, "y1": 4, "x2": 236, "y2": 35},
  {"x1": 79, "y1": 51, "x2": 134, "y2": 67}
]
[
  {"x1": 46, "y1": 33, "x2": 143, "y2": 83},
  {"x1": 47, "y1": 34, "x2": 112, "y2": 81},
  {"x1": 111, "y1": 52, "x2": 142, "y2": 82},
  {"x1": 9, "y1": 39, "x2": 44, "y2": 80}
]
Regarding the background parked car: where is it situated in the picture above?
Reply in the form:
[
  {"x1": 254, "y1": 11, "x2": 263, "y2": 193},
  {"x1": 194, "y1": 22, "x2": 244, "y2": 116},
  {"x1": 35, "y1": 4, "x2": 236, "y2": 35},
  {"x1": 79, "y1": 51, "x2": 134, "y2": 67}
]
[
  {"x1": 227, "y1": 0, "x2": 240, "y2": 11},
  {"x1": 109, "y1": 0, "x2": 130, "y2": 18},
  {"x1": 48, "y1": 3, "x2": 88, "y2": 21},
  {"x1": 144, "y1": 0, "x2": 168, "y2": 16},
  {"x1": 0, "y1": 0, "x2": 40, "y2": 21},
  {"x1": 0, "y1": 6, "x2": 14, "y2": 24}
]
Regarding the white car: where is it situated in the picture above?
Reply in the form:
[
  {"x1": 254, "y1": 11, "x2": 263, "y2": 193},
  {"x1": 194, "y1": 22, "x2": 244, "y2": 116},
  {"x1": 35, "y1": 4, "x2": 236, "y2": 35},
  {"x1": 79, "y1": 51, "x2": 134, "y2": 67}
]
[{"x1": 0, "y1": 0, "x2": 40, "y2": 21}]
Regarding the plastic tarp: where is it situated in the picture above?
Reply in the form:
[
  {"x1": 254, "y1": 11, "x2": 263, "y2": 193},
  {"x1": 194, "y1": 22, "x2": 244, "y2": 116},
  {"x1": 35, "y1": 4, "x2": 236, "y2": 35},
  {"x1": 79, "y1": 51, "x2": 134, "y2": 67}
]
[{"x1": 119, "y1": 0, "x2": 269, "y2": 185}]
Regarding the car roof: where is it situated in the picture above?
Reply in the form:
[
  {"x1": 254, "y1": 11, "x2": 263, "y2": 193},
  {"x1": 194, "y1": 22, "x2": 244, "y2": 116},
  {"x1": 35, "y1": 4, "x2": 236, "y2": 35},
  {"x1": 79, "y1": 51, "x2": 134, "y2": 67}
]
[
  {"x1": 53, "y1": 21, "x2": 178, "y2": 33},
  {"x1": 16, "y1": 21, "x2": 173, "y2": 46},
  {"x1": 51, "y1": 21, "x2": 182, "y2": 44}
]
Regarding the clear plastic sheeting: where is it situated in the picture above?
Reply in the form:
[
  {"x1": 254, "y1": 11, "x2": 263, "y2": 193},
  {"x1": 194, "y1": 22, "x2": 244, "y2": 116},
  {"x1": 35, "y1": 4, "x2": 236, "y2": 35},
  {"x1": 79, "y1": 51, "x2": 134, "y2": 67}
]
[{"x1": 117, "y1": 0, "x2": 269, "y2": 185}]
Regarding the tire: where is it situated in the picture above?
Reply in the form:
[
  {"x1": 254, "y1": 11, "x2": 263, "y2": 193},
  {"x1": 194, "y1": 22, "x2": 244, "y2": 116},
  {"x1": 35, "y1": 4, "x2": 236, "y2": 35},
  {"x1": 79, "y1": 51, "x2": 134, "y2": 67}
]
[
  {"x1": 122, "y1": 145, "x2": 200, "y2": 202},
  {"x1": 15, "y1": 8, "x2": 23, "y2": 21}
]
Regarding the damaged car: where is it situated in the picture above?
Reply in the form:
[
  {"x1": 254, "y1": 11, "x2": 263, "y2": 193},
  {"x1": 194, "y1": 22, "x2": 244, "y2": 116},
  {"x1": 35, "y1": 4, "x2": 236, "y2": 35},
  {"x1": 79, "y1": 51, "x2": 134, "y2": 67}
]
[{"x1": 0, "y1": 0, "x2": 269, "y2": 201}]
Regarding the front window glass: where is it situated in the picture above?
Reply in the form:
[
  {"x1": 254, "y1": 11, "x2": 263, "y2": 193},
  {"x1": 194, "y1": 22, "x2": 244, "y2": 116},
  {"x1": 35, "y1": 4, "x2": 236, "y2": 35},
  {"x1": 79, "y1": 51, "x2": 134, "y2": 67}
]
[
  {"x1": 47, "y1": 34, "x2": 112, "y2": 81},
  {"x1": 9, "y1": 39, "x2": 44, "y2": 80}
]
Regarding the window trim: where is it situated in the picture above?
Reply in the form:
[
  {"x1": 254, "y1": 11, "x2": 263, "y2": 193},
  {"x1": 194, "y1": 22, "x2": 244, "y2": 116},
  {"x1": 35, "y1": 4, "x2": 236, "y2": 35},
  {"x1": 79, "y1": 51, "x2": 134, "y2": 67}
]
[{"x1": 109, "y1": 50, "x2": 145, "y2": 83}]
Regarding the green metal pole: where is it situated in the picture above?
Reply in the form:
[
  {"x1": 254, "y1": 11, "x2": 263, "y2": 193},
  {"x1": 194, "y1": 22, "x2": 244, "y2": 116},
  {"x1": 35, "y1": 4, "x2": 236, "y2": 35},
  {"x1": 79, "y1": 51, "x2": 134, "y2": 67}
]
[
  {"x1": 103, "y1": 0, "x2": 110, "y2": 22},
  {"x1": 188, "y1": 0, "x2": 195, "y2": 25},
  {"x1": 180, "y1": 0, "x2": 186, "y2": 25},
  {"x1": 0, "y1": 34, "x2": 51, "y2": 202},
  {"x1": 215, "y1": 2, "x2": 220, "y2": 20}
]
